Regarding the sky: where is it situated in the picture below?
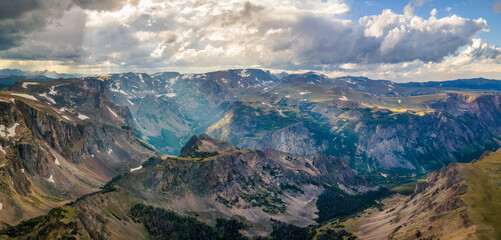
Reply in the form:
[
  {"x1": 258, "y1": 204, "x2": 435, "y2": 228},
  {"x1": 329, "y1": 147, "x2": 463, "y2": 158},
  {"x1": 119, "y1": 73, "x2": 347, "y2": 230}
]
[{"x1": 0, "y1": 0, "x2": 500, "y2": 82}]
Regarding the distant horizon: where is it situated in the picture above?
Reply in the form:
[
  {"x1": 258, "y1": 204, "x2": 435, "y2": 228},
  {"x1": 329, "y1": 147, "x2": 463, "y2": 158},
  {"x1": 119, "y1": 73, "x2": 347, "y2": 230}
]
[{"x1": 1, "y1": 67, "x2": 500, "y2": 83}]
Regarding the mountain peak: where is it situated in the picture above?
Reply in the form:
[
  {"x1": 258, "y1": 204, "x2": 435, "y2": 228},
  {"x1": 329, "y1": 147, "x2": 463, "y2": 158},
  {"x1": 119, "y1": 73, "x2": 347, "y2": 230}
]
[{"x1": 179, "y1": 133, "x2": 238, "y2": 158}]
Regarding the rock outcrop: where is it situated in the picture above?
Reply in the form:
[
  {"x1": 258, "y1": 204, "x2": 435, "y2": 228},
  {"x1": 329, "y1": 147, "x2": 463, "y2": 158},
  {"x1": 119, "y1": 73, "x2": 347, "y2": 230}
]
[
  {"x1": 0, "y1": 78, "x2": 153, "y2": 225},
  {"x1": 0, "y1": 135, "x2": 381, "y2": 238}
]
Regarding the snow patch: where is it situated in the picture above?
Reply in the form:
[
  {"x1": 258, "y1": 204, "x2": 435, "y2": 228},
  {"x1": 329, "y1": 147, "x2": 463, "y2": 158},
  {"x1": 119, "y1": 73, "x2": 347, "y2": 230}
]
[
  {"x1": 109, "y1": 82, "x2": 129, "y2": 95},
  {"x1": 47, "y1": 174, "x2": 55, "y2": 183},
  {"x1": 22, "y1": 82, "x2": 39, "y2": 88},
  {"x1": 106, "y1": 106, "x2": 119, "y2": 118},
  {"x1": 21, "y1": 169, "x2": 25, "y2": 173},
  {"x1": 239, "y1": 69, "x2": 250, "y2": 78},
  {"x1": 285, "y1": 95, "x2": 290, "y2": 98},
  {"x1": 10, "y1": 93, "x2": 38, "y2": 101},
  {"x1": 108, "y1": 149, "x2": 113, "y2": 154},
  {"x1": 77, "y1": 113, "x2": 89, "y2": 120},
  {"x1": 0, "y1": 123, "x2": 20, "y2": 138},
  {"x1": 130, "y1": 165, "x2": 142, "y2": 172},
  {"x1": 339, "y1": 96, "x2": 349, "y2": 101},
  {"x1": 182, "y1": 73, "x2": 195, "y2": 80},
  {"x1": 299, "y1": 91, "x2": 310, "y2": 95},
  {"x1": 261, "y1": 102, "x2": 273, "y2": 108},
  {"x1": 398, "y1": 99, "x2": 402, "y2": 104},
  {"x1": 127, "y1": 99, "x2": 135, "y2": 105},
  {"x1": 169, "y1": 76, "x2": 180, "y2": 85},
  {"x1": 39, "y1": 93, "x2": 56, "y2": 104},
  {"x1": 0, "y1": 145, "x2": 6, "y2": 154},
  {"x1": 0, "y1": 202, "x2": 2, "y2": 210},
  {"x1": 156, "y1": 93, "x2": 177, "y2": 98},
  {"x1": 62, "y1": 115, "x2": 71, "y2": 121},
  {"x1": 51, "y1": 151, "x2": 61, "y2": 166},
  {"x1": 138, "y1": 73, "x2": 145, "y2": 83},
  {"x1": 278, "y1": 109, "x2": 287, "y2": 117},
  {"x1": 49, "y1": 86, "x2": 58, "y2": 95}
]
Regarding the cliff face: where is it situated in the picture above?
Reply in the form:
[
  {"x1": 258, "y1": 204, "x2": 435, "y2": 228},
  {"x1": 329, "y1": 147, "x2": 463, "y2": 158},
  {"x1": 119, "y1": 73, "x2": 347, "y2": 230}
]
[
  {"x1": 0, "y1": 78, "x2": 153, "y2": 225},
  {"x1": 0, "y1": 135, "x2": 381, "y2": 238},
  {"x1": 104, "y1": 70, "x2": 275, "y2": 154},
  {"x1": 99, "y1": 70, "x2": 501, "y2": 174},
  {"x1": 207, "y1": 93, "x2": 501, "y2": 173}
]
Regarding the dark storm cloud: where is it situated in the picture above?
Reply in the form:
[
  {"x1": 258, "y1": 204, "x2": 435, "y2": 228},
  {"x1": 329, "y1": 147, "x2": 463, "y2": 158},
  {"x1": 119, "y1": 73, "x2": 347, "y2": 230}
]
[
  {"x1": 0, "y1": 8, "x2": 87, "y2": 60},
  {"x1": 0, "y1": 0, "x2": 128, "y2": 51},
  {"x1": 0, "y1": 0, "x2": 41, "y2": 20},
  {"x1": 74, "y1": 0, "x2": 128, "y2": 11}
]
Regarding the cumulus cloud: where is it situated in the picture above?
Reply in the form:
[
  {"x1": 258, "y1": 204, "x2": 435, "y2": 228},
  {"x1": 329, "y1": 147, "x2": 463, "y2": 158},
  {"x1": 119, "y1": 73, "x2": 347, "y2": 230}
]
[
  {"x1": 451, "y1": 38, "x2": 501, "y2": 65},
  {"x1": 0, "y1": 0, "x2": 498, "y2": 78},
  {"x1": 333, "y1": 38, "x2": 501, "y2": 82}
]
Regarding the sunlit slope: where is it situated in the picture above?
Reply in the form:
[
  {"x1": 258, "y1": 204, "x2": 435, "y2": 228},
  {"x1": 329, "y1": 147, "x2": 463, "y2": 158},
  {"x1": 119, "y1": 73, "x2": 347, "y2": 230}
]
[{"x1": 333, "y1": 149, "x2": 501, "y2": 240}]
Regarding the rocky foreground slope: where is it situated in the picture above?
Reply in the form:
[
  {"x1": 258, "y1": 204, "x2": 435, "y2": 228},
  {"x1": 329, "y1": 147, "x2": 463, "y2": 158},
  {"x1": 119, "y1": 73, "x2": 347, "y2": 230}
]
[
  {"x1": 0, "y1": 134, "x2": 382, "y2": 239},
  {"x1": 335, "y1": 149, "x2": 501, "y2": 240},
  {"x1": 0, "y1": 78, "x2": 153, "y2": 225}
]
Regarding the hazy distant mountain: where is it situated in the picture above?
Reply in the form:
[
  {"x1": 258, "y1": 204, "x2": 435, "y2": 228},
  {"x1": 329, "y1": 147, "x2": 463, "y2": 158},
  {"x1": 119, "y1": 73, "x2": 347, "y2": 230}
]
[
  {"x1": 0, "y1": 68, "x2": 87, "y2": 89},
  {"x1": 398, "y1": 78, "x2": 501, "y2": 91},
  {"x1": 0, "y1": 75, "x2": 53, "y2": 89},
  {"x1": 0, "y1": 68, "x2": 84, "y2": 79}
]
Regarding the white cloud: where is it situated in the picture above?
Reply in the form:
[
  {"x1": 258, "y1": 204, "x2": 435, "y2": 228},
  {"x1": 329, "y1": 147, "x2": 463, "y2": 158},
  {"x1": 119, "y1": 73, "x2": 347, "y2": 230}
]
[
  {"x1": 404, "y1": 2, "x2": 414, "y2": 16},
  {"x1": 0, "y1": 0, "x2": 498, "y2": 81},
  {"x1": 325, "y1": 39, "x2": 501, "y2": 82},
  {"x1": 430, "y1": 8, "x2": 437, "y2": 17}
]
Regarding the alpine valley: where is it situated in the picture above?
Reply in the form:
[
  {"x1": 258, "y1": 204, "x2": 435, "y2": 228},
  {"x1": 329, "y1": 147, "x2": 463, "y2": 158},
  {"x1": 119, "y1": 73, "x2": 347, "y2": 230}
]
[{"x1": 0, "y1": 69, "x2": 500, "y2": 239}]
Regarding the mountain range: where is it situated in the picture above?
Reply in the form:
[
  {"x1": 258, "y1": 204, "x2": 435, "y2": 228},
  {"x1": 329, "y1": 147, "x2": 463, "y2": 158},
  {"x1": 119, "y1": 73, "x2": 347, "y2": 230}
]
[
  {"x1": 0, "y1": 69, "x2": 500, "y2": 239},
  {"x1": 0, "y1": 69, "x2": 84, "y2": 79},
  {"x1": 101, "y1": 70, "x2": 501, "y2": 175}
]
